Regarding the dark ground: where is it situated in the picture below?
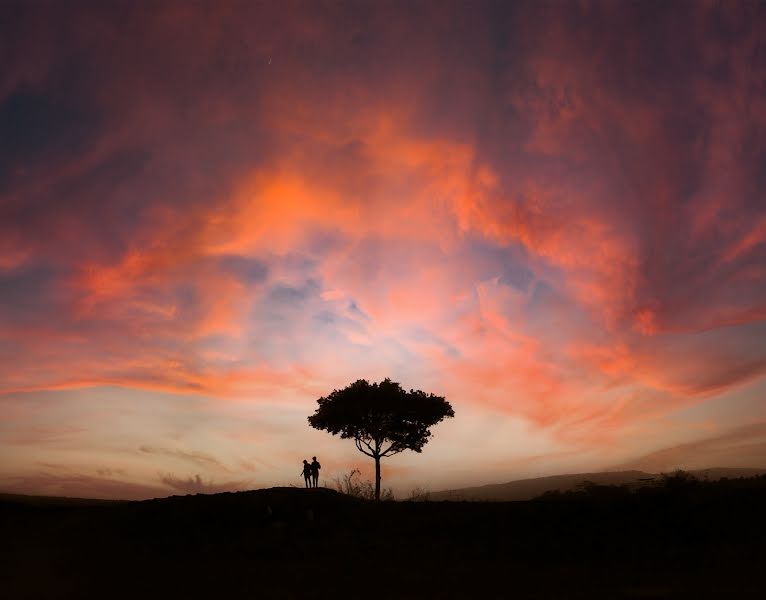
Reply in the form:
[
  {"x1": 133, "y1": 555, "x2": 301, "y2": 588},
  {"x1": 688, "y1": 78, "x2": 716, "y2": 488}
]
[{"x1": 2, "y1": 475, "x2": 765, "y2": 599}]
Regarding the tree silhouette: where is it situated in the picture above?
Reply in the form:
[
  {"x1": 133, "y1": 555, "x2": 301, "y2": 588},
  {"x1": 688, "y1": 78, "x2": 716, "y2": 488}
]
[{"x1": 308, "y1": 378, "x2": 454, "y2": 500}]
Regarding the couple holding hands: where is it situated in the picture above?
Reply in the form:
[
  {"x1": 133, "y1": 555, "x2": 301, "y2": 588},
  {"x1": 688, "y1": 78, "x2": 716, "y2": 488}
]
[{"x1": 301, "y1": 456, "x2": 321, "y2": 488}]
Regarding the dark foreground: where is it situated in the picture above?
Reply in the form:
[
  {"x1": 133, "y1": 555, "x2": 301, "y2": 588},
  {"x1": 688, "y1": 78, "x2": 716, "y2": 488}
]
[{"x1": 2, "y1": 476, "x2": 765, "y2": 599}]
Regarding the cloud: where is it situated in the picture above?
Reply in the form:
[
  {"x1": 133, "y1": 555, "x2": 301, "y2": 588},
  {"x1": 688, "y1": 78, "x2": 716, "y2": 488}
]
[
  {"x1": 1, "y1": 2, "x2": 766, "y2": 493},
  {"x1": 617, "y1": 422, "x2": 766, "y2": 473},
  {"x1": 159, "y1": 473, "x2": 252, "y2": 495},
  {"x1": 0, "y1": 469, "x2": 166, "y2": 501},
  {"x1": 1, "y1": 425, "x2": 86, "y2": 445},
  {"x1": 95, "y1": 467, "x2": 126, "y2": 478},
  {"x1": 139, "y1": 445, "x2": 230, "y2": 471}
]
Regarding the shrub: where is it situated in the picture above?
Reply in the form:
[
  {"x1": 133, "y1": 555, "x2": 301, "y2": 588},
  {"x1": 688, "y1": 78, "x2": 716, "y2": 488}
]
[
  {"x1": 407, "y1": 486, "x2": 431, "y2": 502},
  {"x1": 333, "y1": 469, "x2": 395, "y2": 501}
]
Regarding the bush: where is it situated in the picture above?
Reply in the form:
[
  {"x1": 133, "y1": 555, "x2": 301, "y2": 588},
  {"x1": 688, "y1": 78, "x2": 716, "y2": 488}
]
[
  {"x1": 333, "y1": 469, "x2": 395, "y2": 501},
  {"x1": 407, "y1": 486, "x2": 431, "y2": 502}
]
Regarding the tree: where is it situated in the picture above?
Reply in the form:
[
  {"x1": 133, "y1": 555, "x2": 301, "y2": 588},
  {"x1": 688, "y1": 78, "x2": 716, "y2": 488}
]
[{"x1": 308, "y1": 378, "x2": 454, "y2": 500}]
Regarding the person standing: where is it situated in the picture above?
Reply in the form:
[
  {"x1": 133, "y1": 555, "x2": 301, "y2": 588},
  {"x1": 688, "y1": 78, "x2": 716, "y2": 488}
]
[
  {"x1": 310, "y1": 456, "x2": 321, "y2": 488},
  {"x1": 301, "y1": 459, "x2": 312, "y2": 488}
]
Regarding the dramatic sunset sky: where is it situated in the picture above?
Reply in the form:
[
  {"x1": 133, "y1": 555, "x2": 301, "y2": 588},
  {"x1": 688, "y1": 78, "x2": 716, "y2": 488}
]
[{"x1": 1, "y1": 1, "x2": 766, "y2": 499}]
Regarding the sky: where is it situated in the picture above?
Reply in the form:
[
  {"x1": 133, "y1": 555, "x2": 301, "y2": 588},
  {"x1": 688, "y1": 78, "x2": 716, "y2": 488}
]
[{"x1": 1, "y1": 0, "x2": 766, "y2": 500}]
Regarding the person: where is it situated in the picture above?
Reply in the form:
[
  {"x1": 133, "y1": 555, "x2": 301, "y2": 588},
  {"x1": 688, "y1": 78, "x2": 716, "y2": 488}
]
[
  {"x1": 301, "y1": 459, "x2": 312, "y2": 488},
  {"x1": 310, "y1": 456, "x2": 321, "y2": 488}
]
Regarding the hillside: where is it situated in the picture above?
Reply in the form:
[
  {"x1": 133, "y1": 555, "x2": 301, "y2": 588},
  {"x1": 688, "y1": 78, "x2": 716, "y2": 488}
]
[
  {"x1": 430, "y1": 467, "x2": 766, "y2": 501},
  {"x1": 2, "y1": 477, "x2": 765, "y2": 599}
]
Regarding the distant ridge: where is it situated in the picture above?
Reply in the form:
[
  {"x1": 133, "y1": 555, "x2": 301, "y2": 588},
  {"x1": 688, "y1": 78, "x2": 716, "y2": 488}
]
[
  {"x1": 3, "y1": 468, "x2": 765, "y2": 505},
  {"x1": 430, "y1": 467, "x2": 766, "y2": 501},
  {"x1": 0, "y1": 493, "x2": 129, "y2": 506}
]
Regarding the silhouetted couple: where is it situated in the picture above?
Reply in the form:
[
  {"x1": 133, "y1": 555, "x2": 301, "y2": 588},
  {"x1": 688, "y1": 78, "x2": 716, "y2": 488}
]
[{"x1": 301, "y1": 456, "x2": 321, "y2": 488}]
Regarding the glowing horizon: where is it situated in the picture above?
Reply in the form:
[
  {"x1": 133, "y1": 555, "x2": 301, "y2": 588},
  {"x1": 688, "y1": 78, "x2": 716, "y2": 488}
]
[{"x1": 1, "y1": 1, "x2": 766, "y2": 499}]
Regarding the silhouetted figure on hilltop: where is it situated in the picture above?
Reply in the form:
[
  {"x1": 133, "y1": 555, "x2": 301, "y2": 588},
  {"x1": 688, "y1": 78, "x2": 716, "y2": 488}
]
[
  {"x1": 311, "y1": 456, "x2": 321, "y2": 488},
  {"x1": 301, "y1": 459, "x2": 312, "y2": 488}
]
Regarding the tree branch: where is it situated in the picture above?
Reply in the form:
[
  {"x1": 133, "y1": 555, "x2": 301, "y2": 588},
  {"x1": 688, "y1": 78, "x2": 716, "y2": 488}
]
[
  {"x1": 380, "y1": 443, "x2": 405, "y2": 457},
  {"x1": 359, "y1": 437, "x2": 376, "y2": 454},
  {"x1": 355, "y1": 438, "x2": 374, "y2": 457}
]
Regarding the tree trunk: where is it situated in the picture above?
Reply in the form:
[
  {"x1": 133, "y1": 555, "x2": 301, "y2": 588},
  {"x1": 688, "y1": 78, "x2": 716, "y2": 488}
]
[{"x1": 374, "y1": 455, "x2": 381, "y2": 501}]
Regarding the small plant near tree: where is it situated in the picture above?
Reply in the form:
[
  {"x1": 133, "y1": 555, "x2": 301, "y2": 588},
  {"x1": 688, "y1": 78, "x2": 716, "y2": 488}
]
[
  {"x1": 308, "y1": 378, "x2": 454, "y2": 500},
  {"x1": 333, "y1": 469, "x2": 394, "y2": 501},
  {"x1": 407, "y1": 486, "x2": 431, "y2": 502}
]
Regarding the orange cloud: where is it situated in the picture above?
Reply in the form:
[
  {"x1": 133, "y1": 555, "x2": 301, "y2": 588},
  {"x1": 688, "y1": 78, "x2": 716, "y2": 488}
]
[{"x1": 2, "y1": 1, "x2": 766, "y2": 498}]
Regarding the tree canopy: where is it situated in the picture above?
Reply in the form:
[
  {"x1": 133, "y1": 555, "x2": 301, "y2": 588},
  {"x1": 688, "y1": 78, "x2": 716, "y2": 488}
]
[{"x1": 308, "y1": 378, "x2": 454, "y2": 499}]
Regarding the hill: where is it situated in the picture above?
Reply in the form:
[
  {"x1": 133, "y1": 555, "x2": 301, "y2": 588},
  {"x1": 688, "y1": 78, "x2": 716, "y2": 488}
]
[
  {"x1": 430, "y1": 470, "x2": 652, "y2": 501},
  {"x1": 430, "y1": 467, "x2": 766, "y2": 501},
  {"x1": 0, "y1": 492, "x2": 129, "y2": 507},
  {"x1": 2, "y1": 477, "x2": 765, "y2": 598}
]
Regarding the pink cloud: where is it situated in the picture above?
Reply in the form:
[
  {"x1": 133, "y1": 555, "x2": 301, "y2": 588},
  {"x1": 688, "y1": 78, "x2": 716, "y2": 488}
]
[{"x1": 1, "y1": 2, "x2": 766, "y2": 496}]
